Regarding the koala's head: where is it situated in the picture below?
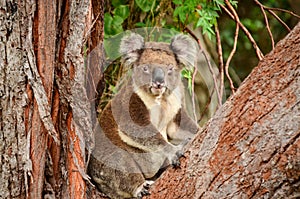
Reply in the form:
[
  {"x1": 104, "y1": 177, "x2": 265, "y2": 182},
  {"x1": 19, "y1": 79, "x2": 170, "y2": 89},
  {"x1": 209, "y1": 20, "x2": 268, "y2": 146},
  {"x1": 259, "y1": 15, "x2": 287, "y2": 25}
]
[{"x1": 120, "y1": 33, "x2": 197, "y2": 97}]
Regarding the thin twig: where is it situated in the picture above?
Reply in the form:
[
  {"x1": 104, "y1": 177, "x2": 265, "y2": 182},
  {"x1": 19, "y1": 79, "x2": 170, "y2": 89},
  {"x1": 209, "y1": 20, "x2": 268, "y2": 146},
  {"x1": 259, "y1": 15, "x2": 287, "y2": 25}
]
[
  {"x1": 198, "y1": 40, "x2": 222, "y2": 107},
  {"x1": 224, "y1": 3, "x2": 239, "y2": 94},
  {"x1": 265, "y1": 6, "x2": 300, "y2": 19},
  {"x1": 267, "y1": 9, "x2": 291, "y2": 31},
  {"x1": 185, "y1": 28, "x2": 222, "y2": 107},
  {"x1": 254, "y1": 0, "x2": 275, "y2": 49},
  {"x1": 221, "y1": 3, "x2": 264, "y2": 61},
  {"x1": 191, "y1": 66, "x2": 198, "y2": 121},
  {"x1": 264, "y1": 5, "x2": 300, "y2": 19},
  {"x1": 83, "y1": 12, "x2": 101, "y2": 44},
  {"x1": 224, "y1": 0, "x2": 241, "y2": 94},
  {"x1": 215, "y1": 23, "x2": 224, "y2": 101},
  {"x1": 224, "y1": 26, "x2": 238, "y2": 94},
  {"x1": 257, "y1": 0, "x2": 300, "y2": 31},
  {"x1": 253, "y1": 0, "x2": 291, "y2": 31}
]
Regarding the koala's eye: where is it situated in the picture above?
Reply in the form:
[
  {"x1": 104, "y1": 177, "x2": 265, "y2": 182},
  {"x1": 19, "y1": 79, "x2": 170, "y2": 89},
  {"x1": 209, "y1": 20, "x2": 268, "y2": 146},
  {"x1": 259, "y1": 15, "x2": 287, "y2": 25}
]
[
  {"x1": 168, "y1": 65, "x2": 175, "y2": 75},
  {"x1": 142, "y1": 65, "x2": 149, "y2": 72}
]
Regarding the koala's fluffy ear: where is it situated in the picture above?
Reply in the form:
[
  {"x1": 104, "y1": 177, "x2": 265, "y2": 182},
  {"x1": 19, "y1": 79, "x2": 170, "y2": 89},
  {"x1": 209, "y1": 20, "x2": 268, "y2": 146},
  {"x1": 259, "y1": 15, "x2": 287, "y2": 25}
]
[
  {"x1": 170, "y1": 34, "x2": 197, "y2": 69},
  {"x1": 119, "y1": 33, "x2": 145, "y2": 66}
]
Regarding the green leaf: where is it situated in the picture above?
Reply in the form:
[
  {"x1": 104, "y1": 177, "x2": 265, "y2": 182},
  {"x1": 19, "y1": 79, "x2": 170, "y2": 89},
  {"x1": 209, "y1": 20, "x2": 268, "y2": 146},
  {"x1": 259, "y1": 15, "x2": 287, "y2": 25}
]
[
  {"x1": 113, "y1": 15, "x2": 124, "y2": 25},
  {"x1": 135, "y1": 0, "x2": 155, "y2": 12},
  {"x1": 181, "y1": 68, "x2": 193, "y2": 94},
  {"x1": 135, "y1": 22, "x2": 146, "y2": 27},
  {"x1": 229, "y1": 0, "x2": 238, "y2": 8},
  {"x1": 104, "y1": 13, "x2": 124, "y2": 36},
  {"x1": 202, "y1": 26, "x2": 215, "y2": 40},
  {"x1": 173, "y1": 6, "x2": 181, "y2": 17},
  {"x1": 213, "y1": 0, "x2": 224, "y2": 9},
  {"x1": 104, "y1": 13, "x2": 114, "y2": 36},
  {"x1": 179, "y1": 6, "x2": 188, "y2": 23},
  {"x1": 114, "y1": 5, "x2": 130, "y2": 20},
  {"x1": 112, "y1": 0, "x2": 127, "y2": 7},
  {"x1": 173, "y1": 0, "x2": 183, "y2": 5},
  {"x1": 111, "y1": 15, "x2": 124, "y2": 34}
]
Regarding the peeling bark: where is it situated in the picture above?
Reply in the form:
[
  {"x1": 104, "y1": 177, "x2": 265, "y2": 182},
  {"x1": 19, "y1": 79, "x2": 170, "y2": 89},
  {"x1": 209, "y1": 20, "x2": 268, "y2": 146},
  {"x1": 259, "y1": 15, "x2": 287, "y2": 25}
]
[
  {"x1": 0, "y1": 0, "x2": 103, "y2": 198},
  {"x1": 146, "y1": 22, "x2": 300, "y2": 199},
  {"x1": 0, "y1": 1, "x2": 31, "y2": 198}
]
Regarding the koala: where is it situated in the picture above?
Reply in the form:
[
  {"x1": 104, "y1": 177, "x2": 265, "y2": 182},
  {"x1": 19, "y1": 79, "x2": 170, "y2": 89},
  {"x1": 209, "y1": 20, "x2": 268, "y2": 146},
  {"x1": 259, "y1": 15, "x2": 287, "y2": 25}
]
[{"x1": 88, "y1": 33, "x2": 199, "y2": 199}]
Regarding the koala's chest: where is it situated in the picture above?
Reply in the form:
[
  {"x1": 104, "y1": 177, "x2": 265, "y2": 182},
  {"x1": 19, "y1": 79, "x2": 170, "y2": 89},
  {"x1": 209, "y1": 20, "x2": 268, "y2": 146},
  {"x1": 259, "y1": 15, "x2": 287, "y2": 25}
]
[{"x1": 136, "y1": 88, "x2": 182, "y2": 141}]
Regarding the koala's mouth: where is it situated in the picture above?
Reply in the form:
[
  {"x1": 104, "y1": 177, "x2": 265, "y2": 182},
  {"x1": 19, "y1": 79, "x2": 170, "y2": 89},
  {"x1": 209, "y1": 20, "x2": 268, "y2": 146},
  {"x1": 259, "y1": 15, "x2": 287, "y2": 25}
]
[{"x1": 149, "y1": 85, "x2": 167, "y2": 96}]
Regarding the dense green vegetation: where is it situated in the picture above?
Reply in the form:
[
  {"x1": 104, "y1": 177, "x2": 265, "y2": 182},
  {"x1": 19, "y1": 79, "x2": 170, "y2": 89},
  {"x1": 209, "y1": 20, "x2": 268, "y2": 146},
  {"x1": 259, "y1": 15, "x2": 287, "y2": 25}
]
[{"x1": 100, "y1": 0, "x2": 299, "y2": 114}]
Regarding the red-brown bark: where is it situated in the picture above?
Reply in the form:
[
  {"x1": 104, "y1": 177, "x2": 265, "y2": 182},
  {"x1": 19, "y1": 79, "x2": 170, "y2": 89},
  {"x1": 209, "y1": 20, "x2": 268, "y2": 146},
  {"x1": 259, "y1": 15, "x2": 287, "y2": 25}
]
[
  {"x1": 0, "y1": 0, "x2": 101, "y2": 198},
  {"x1": 29, "y1": 0, "x2": 57, "y2": 198}
]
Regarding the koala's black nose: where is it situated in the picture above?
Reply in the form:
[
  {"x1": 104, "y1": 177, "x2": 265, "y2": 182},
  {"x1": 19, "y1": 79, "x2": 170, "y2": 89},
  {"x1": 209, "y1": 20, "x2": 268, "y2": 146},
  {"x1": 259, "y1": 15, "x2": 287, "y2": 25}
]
[{"x1": 152, "y1": 67, "x2": 165, "y2": 88}]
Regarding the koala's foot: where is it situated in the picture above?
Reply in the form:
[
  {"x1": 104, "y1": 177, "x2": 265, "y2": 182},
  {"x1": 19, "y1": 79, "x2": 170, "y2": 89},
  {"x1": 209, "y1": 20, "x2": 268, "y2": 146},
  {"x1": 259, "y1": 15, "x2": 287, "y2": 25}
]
[{"x1": 134, "y1": 180, "x2": 154, "y2": 199}]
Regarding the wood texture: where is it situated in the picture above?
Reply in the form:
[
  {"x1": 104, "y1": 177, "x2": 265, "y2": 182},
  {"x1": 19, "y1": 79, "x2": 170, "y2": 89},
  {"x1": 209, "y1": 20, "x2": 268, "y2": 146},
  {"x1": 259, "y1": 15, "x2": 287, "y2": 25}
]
[{"x1": 0, "y1": 0, "x2": 101, "y2": 198}]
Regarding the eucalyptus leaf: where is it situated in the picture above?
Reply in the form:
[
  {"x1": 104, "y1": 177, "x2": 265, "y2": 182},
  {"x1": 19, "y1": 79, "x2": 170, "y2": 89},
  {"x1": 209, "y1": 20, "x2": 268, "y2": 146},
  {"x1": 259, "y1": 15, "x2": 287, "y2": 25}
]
[
  {"x1": 112, "y1": 0, "x2": 127, "y2": 7},
  {"x1": 104, "y1": 13, "x2": 124, "y2": 36},
  {"x1": 114, "y1": 5, "x2": 130, "y2": 20},
  {"x1": 135, "y1": 0, "x2": 155, "y2": 12},
  {"x1": 104, "y1": 13, "x2": 114, "y2": 36}
]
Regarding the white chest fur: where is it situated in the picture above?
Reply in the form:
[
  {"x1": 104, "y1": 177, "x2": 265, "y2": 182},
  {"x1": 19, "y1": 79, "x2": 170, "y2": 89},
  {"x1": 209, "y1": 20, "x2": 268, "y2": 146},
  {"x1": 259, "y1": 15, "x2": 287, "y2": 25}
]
[{"x1": 135, "y1": 86, "x2": 182, "y2": 141}]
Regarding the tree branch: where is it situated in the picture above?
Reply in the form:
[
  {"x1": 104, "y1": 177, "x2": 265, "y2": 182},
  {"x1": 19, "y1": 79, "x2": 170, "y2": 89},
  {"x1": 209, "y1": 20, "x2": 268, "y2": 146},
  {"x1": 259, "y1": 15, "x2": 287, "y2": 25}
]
[
  {"x1": 221, "y1": 2, "x2": 264, "y2": 61},
  {"x1": 215, "y1": 23, "x2": 224, "y2": 101},
  {"x1": 254, "y1": 0, "x2": 275, "y2": 49}
]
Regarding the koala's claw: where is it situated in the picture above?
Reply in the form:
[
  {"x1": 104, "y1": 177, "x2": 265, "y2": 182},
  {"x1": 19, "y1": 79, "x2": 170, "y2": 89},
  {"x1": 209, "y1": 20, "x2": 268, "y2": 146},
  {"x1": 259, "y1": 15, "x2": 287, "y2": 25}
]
[
  {"x1": 170, "y1": 151, "x2": 182, "y2": 168},
  {"x1": 143, "y1": 180, "x2": 154, "y2": 189},
  {"x1": 171, "y1": 158, "x2": 181, "y2": 168},
  {"x1": 176, "y1": 150, "x2": 185, "y2": 158},
  {"x1": 135, "y1": 180, "x2": 153, "y2": 198},
  {"x1": 137, "y1": 189, "x2": 150, "y2": 199}
]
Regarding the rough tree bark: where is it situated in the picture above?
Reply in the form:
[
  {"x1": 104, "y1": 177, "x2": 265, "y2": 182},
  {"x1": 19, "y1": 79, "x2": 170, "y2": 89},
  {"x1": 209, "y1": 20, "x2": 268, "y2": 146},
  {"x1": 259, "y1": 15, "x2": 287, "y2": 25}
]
[
  {"x1": 0, "y1": 0, "x2": 103, "y2": 198},
  {"x1": 1, "y1": 0, "x2": 299, "y2": 198},
  {"x1": 146, "y1": 22, "x2": 300, "y2": 198}
]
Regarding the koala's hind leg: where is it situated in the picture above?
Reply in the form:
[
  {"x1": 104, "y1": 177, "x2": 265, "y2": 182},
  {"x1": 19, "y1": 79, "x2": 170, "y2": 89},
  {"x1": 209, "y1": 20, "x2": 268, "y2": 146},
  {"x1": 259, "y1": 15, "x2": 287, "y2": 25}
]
[{"x1": 88, "y1": 154, "x2": 147, "y2": 199}]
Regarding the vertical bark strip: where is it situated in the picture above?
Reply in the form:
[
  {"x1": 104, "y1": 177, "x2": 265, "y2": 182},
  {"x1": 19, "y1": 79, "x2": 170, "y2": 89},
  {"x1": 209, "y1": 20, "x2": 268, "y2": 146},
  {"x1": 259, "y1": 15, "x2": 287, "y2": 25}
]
[
  {"x1": 0, "y1": 1, "x2": 30, "y2": 198},
  {"x1": 1, "y1": 0, "x2": 100, "y2": 198},
  {"x1": 28, "y1": 0, "x2": 58, "y2": 198},
  {"x1": 146, "y1": 22, "x2": 300, "y2": 199},
  {"x1": 56, "y1": 0, "x2": 92, "y2": 198}
]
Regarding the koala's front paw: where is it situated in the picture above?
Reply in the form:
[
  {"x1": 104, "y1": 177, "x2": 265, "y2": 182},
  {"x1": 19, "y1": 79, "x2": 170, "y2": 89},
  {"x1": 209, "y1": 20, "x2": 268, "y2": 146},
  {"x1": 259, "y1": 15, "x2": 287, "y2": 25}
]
[
  {"x1": 170, "y1": 147, "x2": 186, "y2": 168},
  {"x1": 171, "y1": 138, "x2": 191, "y2": 168},
  {"x1": 135, "y1": 180, "x2": 154, "y2": 199}
]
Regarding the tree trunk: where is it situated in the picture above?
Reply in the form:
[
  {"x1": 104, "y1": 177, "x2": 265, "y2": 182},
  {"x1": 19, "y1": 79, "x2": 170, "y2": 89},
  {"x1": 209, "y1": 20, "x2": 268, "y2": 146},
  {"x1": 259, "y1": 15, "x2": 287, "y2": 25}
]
[
  {"x1": 146, "y1": 22, "x2": 300, "y2": 198},
  {"x1": 0, "y1": 0, "x2": 104, "y2": 198}
]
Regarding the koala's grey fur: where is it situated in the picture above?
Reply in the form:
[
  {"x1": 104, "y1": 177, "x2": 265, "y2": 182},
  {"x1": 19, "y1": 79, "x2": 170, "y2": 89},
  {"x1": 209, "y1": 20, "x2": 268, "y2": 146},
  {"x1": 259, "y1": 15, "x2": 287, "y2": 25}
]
[{"x1": 88, "y1": 33, "x2": 199, "y2": 199}]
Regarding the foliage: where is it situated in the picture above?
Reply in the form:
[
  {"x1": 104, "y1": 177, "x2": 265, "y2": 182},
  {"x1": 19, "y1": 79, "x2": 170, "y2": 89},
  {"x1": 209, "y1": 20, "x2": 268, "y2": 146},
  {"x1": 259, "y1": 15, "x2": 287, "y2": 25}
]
[
  {"x1": 181, "y1": 68, "x2": 194, "y2": 94},
  {"x1": 135, "y1": 0, "x2": 156, "y2": 12},
  {"x1": 104, "y1": 0, "x2": 238, "y2": 40},
  {"x1": 104, "y1": 4, "x2": 129, "y2": 37},
  {"x1": 173, "y1": 0, "x2": 231, "y2": 40},
  {"x1": 102, "y1": 0, "x2": 299, "y2": 102}
]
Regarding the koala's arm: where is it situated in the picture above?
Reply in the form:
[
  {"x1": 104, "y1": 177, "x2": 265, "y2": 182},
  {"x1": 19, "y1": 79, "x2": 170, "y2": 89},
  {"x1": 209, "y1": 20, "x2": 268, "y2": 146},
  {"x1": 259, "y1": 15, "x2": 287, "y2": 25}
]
[
  {"x1": 111, "y1": 91, "x2": 179, "y2": 153},
  {"x1": 167, "y1": 108, "x2": 199, "y2": 144}
]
